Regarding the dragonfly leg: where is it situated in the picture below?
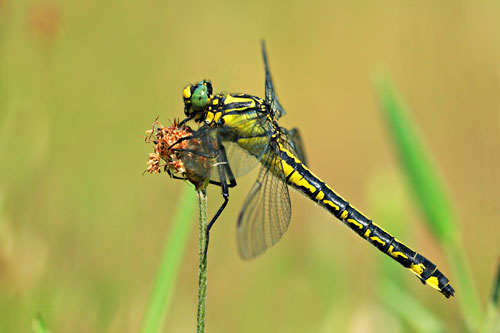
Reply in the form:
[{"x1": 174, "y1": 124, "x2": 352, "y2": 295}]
[
  {"x1": 204, "y1": 141, "x2": 236, "y2": 257},
  {"x1": 170, "y1": 148, "x2": 216, "y2": 159},
  {"x1": 167, "y1": 135, "x2": 196, "y2": 151},
  {"x1": 178, "y1": 117, "x2": 190, "y2": 127},
  {"x1": 204, "y1": 164, "x2": 229, "y2": 257}
]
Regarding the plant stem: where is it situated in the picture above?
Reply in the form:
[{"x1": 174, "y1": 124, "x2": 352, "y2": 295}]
[
  {"x1": 374, "y1": 75, "x2": 484, "y2": 331},
  {"x1": 378, "y1": 282, "x2": 446, "y2": 332},
  {"x1": 443, "y1": 242, "x2": 483, "y2": 331},
  {"x1": 196, "y1": 189, "x2": 208, "y2": 333},
  {"x1": 32, "y1": 313, "x2": 51, "y2": 333},
  {"x1": 491, "y1": 256, "x2": 500, "y2": 307},
  {"x1": 484, "y1": 256, "x2": 500, "y2": 333}
]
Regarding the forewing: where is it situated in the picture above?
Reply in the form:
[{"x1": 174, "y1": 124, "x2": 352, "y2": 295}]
[
  {"x1": 178, "y1": 126, "x2": 221, "y2": 183},
  {"x1": 283, "y1": 127, "x2": 307, "y2": 165},
  {"x1": 236, "y1": 142, "x2": 291, "y2": 259},
  {"x1": 209, "y1": 113, "x2": 273, "y2": 180},
  {"x1": 205, "y1": 140, "x2": 263, "y2": 186},
  {"x1": 261, "y1": 40, "x2": 286, "y2": 119},
  {"x1": 223, "y1": 141, "x2": 262, "y2": 178},
  {"x1": 184, "y1": 109, "x2": 275, "y2": 185}
]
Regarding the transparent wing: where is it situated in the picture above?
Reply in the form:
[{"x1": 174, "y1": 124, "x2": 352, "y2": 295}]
[
  {"x1": 223, "y1": 141, "x2": 262, "y2": 178},
  {"x1": 261, "y1": 40, "x2": 286, "y2": 119},
  {"x1": 180, "y1": 126, "x2": 221, "y2": 182},
  {"x1": 192, "y1": 112, "x2": 274, "y2": 182},
  {"x1": 281, "y1": 127, "x2": 307, "y2": 165},
  {"x1": 236, "y1": 140, "x2": 291, "y2": 259},
  {"x1": 204, "y1": 140, "x2": 260, "y2": 186}
]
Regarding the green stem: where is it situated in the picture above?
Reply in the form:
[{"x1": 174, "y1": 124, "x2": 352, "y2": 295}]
[
  {"x1": 491, "y1": 256, "x2": 500, "y2": 306},
  {"x1": 196, "y1": 189, "x2": 208, "y2": 333},
  {"x1": 484, "y1": 302, "x2": 500, "y2": 333},
  {"x1": 374, "y1": 75, "x2": 484, "y2": 331},
  {"x1": 32, "y1": 313, "x2": 51, "y2": 333},
  {"x1": 140, "y1": 187, "x2": 196, "y2": 333},
  {"x1": 379, "y1": 282, "x2": 446, "y2": 332},
  {"x1": 483, "y1": 256, "x2": 500, "y2": 333},
  {"x1": 443, "y1": 242, "x2": 483, "y2": 331}
]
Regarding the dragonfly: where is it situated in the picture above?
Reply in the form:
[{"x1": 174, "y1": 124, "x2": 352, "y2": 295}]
[{"x1": 175, "y1": 41, "x2": 455, "y2": 298}]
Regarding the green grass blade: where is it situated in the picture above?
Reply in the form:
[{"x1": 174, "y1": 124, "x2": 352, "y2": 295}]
[
  {"x1": 374, "y1": 76, "x2": 457, "y2": 244},
  {"x1": 374, "y1": 74, "x2": 483, "y2": 330},
  {"x1": 491, "y1": 256, "x2": 500, "y2": 306},
  {"x1": 484, "y1": 256, "x2": 500, "y2": 332},
  {"x1": 379, "y1": 282, "x2": 446, "y2": 332},
  {"x1": 32, "y1": 313, "x2": 51, "y2": 333},
  {"x1": 140, "y1": 186, "x2": 196, "y2": 333}
]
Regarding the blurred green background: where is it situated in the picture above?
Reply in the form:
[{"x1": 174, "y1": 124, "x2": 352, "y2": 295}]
[{"x1": 1, "y1": 0, "x2": 499, "y2": 332}]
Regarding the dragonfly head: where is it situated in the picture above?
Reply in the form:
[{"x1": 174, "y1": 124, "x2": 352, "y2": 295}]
[{"x1": 183, "y1": 80, "x2": 213, "y2": 121}]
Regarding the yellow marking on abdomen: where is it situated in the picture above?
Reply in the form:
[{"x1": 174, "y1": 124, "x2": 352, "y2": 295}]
[
  {"x1": 410, "y1": 263, "x2": 426, "y2": 276},
  {"x1": 425, "y1": 276, "x2": 440, "y2": 291},
  {"x1": 282, "y1": 161, "x2": 317, "y2": 194},
  {"x1": 363, "y1": 229, "x2": 371, "y2": 238},
  {"x1": 280, "y1": 143, "x2": 341, "y2": 211},
  {"x1": 279, "y1": 145, "x2": 302, "y2": 163},
  {"x1": 387, "y1": 245, "x2": 408, "y2": 259},
  {"x1": 369, "y1": 236, "x2": 386, "y2": 246},
  {"x1": 323, "y1": 200, "x2": 339, "y2": 211},
  {"x1": 315, "y1": 191, "x2": 324, "y2": 201},
  {"x1": 340, "y1": 210, "x2": 348, "y2": 219},
  {"x1": 346, "y1": 218, "x2": 363, "y2": 230}
]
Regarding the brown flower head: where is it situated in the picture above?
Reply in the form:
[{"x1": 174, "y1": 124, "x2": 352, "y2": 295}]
[{"x1": 145, "y1": 119, "x2": 215, "y2": 189}]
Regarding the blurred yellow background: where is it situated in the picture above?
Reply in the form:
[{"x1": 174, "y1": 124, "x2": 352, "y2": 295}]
[{"x1": 1, "y1": 0, "x2": 499, "y2": 332}]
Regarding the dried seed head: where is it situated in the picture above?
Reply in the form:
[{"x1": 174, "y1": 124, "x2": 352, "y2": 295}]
[{"x1": 144, "y1": 119, "x2": 214, "y2": 188}]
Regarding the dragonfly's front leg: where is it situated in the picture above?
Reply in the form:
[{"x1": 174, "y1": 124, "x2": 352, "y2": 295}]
[{"x1": 178, "y1": 117, "x2": 191, "y2": 127}]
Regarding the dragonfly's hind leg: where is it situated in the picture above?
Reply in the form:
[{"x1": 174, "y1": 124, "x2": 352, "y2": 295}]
[{"x1": 204, "y1": 142, "x2": 237, "y2": 257}]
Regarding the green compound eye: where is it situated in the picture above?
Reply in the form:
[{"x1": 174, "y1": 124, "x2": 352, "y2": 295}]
[{"x1": 191, "y1": 85, "x2": 209, "y2": 111}]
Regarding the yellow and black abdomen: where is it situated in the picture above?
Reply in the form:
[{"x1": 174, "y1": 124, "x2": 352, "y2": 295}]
[{"x1": 278, "y1": 145, "x2": 455, "y2": 298}]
